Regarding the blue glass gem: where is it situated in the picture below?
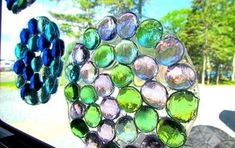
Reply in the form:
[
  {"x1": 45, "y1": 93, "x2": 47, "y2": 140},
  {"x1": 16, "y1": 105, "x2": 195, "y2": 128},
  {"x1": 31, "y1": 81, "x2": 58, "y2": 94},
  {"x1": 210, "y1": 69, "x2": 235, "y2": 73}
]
[
  {"x1": 51, "y1": 39, "x2": 65, "y2": 58},
  {"x1": 65, "y1": 63, "x2": 80, "y2": 82},
  {"x1": 98, "y1": 16, "x2": 117, "y2": 41},
  {"x1": 20, "y1": 83, "x2": 30, "y2": 98},
  {"x1": 72, "y1": 43, "x2": 90, "y2": 65},
  {"x1": 20, "y1": 28, "x2": 30, "y2": 45},
  {"x1": 15, "y1": 43, "x2": 27, "y2": 60},
  {"x1": 22, "y1": 65, "x2": 34, "y2": 80},
  {"x1": 31, "y1": 56, "x2": 42, "y2": 72},
  {"x1": 12, "y1": 1, "x2": 27, "y2": 14},
  {"x1": 42, "y1": 48, "x2": 53, "y2": 66},
  {"x1": 38, "y1": 85, "x2": 51, "y2": 104},
  {"x1": 37, "y1": 34, "x2": 50, "y2": 51},
  {"x1": 20, "y1": 83, "x2": 38, "y2": 105},
  {"x1": 13, "y1": 60, "x2": 25, "y2": 74},
  {"x1": 30, "y1": 73, "x2": 43, "y2": 91},
  {"x1": 6, "y1": 0, "x2": 16, "y2": 10},
  {"x1": 23, "y1": 50, "x2": 35, "y2": 65},
  {"x1": 117, "y1": 12, "x2": 138, "y2": 39},
  {"x1": 45, "y1": 22, "x2": 60, "y2": 42},
  {"x1": 28, "y1": 35, "x2": 39, "y2": 52},
  {"x1": 28, "y1": 18, "x2": 38, "y2": 34},
  {"x1": 50, "y1": 58, "x2": 63, "y2": 77}
]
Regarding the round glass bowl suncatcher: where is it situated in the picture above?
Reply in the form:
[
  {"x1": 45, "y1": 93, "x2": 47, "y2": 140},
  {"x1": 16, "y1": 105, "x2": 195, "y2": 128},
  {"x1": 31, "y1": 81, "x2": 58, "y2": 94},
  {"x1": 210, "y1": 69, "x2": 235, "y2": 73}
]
[
  {"x1": 64, "y1": 12, "x2": 200, "y2": 148},
  {"x1": 13, "y1": 16, "x2": 64, "y2": 105}
]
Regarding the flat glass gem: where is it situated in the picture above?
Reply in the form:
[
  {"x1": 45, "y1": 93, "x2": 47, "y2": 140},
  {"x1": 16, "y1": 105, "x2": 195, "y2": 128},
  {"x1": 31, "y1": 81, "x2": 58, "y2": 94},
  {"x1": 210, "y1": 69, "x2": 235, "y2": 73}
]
[
  {"x1": 165, "y1": 64, "x2": 196, "y2": 90},
  {"x1": 84, "y1": 104, "x2": 102, "y2": 128},
  {"x1": 70, "y1": 101, "x2": 86, "y2": 119},
  {"x1": 15, "y1": 43, "x2": 27, "y2": 59},
  {"x1": 100, "y1": 97, "x2": 120, "y2": 120},
  {"x1": 83, "y1": 28, "x2": 101, "y2": 50},
  {"x1": 155, "y1": 36, "x2": 184, "y2": 66},
  {"x1": 115, "y1": 116, "x2": 137, "y2": 143},
  {"x1": 93, "y1": 45, "x2": 114, "y2": 68},
  {"x1": 141, "y1": 134, "x2": 164, "y2": 148},
  {"x1": 70, "y1": 119, "x2": 89, "y2": 138},
  {"x1": 141, "y1": 81, "x2": 168, "y2": 110},
  {"x1": 97, "y1": 119, "x2": 115, "y2": 143},
  {"x1": 136, "y1": 19, "x2": 163, "y2": 48},
  {"x1": 64, "y1": 82, "x2": 80, "y2": 102},
  {"x1": 85, "y1": 132, "x2": 102, "y2": 148},
  {"x1": 134, "y1": 106, "x2": 158, "y2": 133},
  {"x1": 80, "y1": 85, "x2": 98, "y2": 104},
  {"x1": 65, "y1": 63, "x2": 80, "y2": 82},
  {"x1": 114, "y1": 40, "x2": 138, "y2": 65},
  {"x1": 132, "y1": 56, "x2": 158, "y2": 80},
  {"x1": 157, "y1": 118, "x2": 187, "y2": 147},
  {"x1": 117, "y1": 86, "x2": 142, "y2": 113},
  {"x1": 166, "y1": 91, "x2": 199, "y2": 122},
  {"x1": 98, "y1": 16, "x2": 117, "y2": 41},
  {"x1": 80, "y1": 61, "x2": 98, "y2": 84},
  {"x1": 72, "y1": 43, "x2": 90, "y2": 65},
  {"x1": 117, "y1": 12, "x2": 138, "y2": 39},
  {"x1": 94, "y1": 74, "x2": 114, "y2": 97},
  {"x1": 111, "y1": 64, "x2": 134, "y2": 88}
]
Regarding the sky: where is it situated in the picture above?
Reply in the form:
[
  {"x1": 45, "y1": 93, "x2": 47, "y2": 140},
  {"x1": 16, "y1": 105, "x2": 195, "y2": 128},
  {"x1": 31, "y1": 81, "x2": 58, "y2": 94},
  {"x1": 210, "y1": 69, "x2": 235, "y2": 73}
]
[{"x1": 1, "y1": 0, "x2": 191, "y2": 60}]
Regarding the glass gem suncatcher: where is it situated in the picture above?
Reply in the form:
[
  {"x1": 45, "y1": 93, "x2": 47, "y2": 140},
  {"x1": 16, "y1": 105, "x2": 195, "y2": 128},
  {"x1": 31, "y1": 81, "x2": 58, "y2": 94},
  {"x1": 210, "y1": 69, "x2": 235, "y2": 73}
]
[{"x1": 64, "y1": 12, "x2": 200, "y2": 148}]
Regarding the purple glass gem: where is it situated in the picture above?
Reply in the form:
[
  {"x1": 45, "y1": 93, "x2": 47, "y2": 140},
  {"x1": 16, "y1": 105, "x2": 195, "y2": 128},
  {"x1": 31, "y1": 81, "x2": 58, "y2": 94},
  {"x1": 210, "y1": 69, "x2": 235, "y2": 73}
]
[
  {"x1": 141, "y1": 134, "x2": 164, "y2": 148},
  {"x1": 85, "y1": 132, "x2": 102, "y2": 148},
  {"x1": 94, "y1": 74, "x2": 114, "y2": 97},
  {"x1": 117, "y1": 12, "x2": 138, "y2": 39},
  {"x1": 98, "y1": 16, "x2": 117, "y2": 41},
  {"x1": 70, "y1": 101, "x2": 86, "y2": 119},
  {"x1": 72, "y1": 43, "x2": 90, "y2": 65},
  {"x1": 165, "y1": 63, "x2": 196, "y2": 90},
  {"x1": 97, "y1": 119, "x2": 115, "y2": 143},
  {"x1": 100, "y1": 97, "x2": 120, "y2": 120},
  {"x1": 80, "y1": 61, "x2": 99, "y2": 84}
]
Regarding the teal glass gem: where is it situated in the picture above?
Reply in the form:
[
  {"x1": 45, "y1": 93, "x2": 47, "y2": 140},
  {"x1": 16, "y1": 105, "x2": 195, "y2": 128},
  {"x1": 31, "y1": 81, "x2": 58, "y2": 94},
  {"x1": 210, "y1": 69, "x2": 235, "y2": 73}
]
[
  {"x1": 50, "y1": 58, "x2": 63, "y2": 77},
  {"x1": 70, "y1": 119, "x2": 89, "y2": 138},
  {"x1": 16, "y1": 75, "x2": 25, "y2": 88},
  {"x1": 84, "y1": 104, "x2": 102, "y2": 128},
  {"x1": 102, "y1": 142, "x2": 120, "y2": 148},
  {"x1": 38, "y1": 85, "x2": 51, "y2": 103},
  {"x1": 80, "y1": 85, "x2": 98, "y2": 104},
  {"x1": 157, "y1": 118, "x2": 187, "y2": 147},
  {"x1": 37, "y1": 16, "x2": 50, "y2": 33},
  {"x1": 136, "y1": 19, "x2": 163, "y2": 48},
  {"x1": 28, "y1": 35, "x2": 39, "y2": 52},
  {"x1": 83, "y1": 28, "x2": 101, "y2": 50},
  {"x1": 45, "y1": 22, "x2": 60, "y2": 41},
  {"x1": 42, "y1": 66, "x2": 50, "y2": 82},
  {"x1": 15, "y1": 43, "x2": 27, "y2": 59},
  {"x1": 45, "y1": 76, "x2": 56, "y2": 94},
  {"x1": 65, "y1": 63, "x2": 80, "y2": 82},
  {"x1": 23, "y1": 90, "x2": 38, "y2": 105},
  {"x1": 111, "y1": 64, "x2": 134, "y2": 88},
  {"x1": 114, "y1": 40, "x2": 138, "y2": 65},
  {"x1": 31, "y1": 56, "x2": 42, "y2": 72},
  {"x1": 64, "y1": 82, "x2": 80, "y2": 102},
  {"x1": 93, "y1": 45, "x2": 114, "y2": 68},
  {"x1": 50, "y1": 78, "x2": 58, "y2": 94}
]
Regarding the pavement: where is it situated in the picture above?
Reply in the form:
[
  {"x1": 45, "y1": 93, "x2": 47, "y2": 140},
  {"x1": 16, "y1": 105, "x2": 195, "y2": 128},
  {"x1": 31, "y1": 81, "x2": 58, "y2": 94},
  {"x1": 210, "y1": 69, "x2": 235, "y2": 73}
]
[{"x1": 0, "y1": 85, "x2": 234, "y2": 147}]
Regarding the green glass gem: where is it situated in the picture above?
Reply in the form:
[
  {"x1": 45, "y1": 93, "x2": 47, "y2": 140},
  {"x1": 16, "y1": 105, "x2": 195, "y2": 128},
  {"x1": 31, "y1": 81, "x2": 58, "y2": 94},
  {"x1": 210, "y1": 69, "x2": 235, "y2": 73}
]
[
  {"x1": 16, "y1": 75, "x2": 25, "y2": 88},
  {"x1": 157, "y1": 118, "x2": 187, "y2": 147},
  {"x1": 166, "y1": 91, "x2": 199, "y2": 123},
  {"x1": 15, "y1": 43, "x2": 27, "y2": 59},
  {"x1": 80, "y1": 85, "x2": 98, "y2": 104},
  {"x1": 64, "y1": 82, "x2": 80, "y2": 102},
  {"x1": 84, "y1": 104, "x2": 102, "y2": 128},
  {"x1": 136, "y1": 19, "x2": 163, "y2": 48},
  {"x1": 28, "y1": 35, "x2": 39, "y2": 52},
  {"x1": 93, "y1": 45, "x2": 114, "y2": 68},
  {"x1": 111, "y1": 64, "x2": 134, "y2": 88},
  {"x1": 70, "y1": 119, "x2": 89, "y2": 138},
  {"x1": 134, "y1": 106, "x2": 158, "y2": 133},
  {"x1": 31, "y1": 56, "x2": 42, "y2": 72},
  {"x1": 117, "y1": 86, "x2": 142, "y2": 113},
  {"x1": 83, "y1": 28, "x2": 101, "y2": 50}
]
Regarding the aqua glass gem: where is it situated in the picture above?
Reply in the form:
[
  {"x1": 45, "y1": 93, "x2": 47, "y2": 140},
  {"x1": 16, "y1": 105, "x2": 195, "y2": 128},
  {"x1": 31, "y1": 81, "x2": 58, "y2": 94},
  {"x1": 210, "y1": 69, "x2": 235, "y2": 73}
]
[
  {"x1": 165, "y1": 63, "x2": 196, "y2": 90},
  {"x1": 136, "y1": 19, "x2": 163, "y2": 48},
  {"x1": 100, "y1": 97, "x2": 120, "y2": 120},
  {"x1": 93, "y1": 45, "x2": 114, "y2": 68},
  {"x1": 70, "y1": 119, "x2": 89, "y2": 138},
  {"x1": 38, "y1": 85, "x2": 51, "y2": 103},
  {"x1": 50, "y1": 58, "x2": 63, "y2": 77},
  {"x1": 97, "y1": 119, "x2": 115, "y2": 143},
  {"x1": 70, "y1": 101, "x2": 86, "y2": 119},
  {"x1": 111, "y1": 64, "x2": 134, "y2": 88},
  {"x1": 117, "y1": 86, "x2": 142, "y2": 113},
  {"x1": 44, "y1": 76, "x2": 56, "y2": 93},
  {"x1": 84, "y1": 104, "x2": 102, "y2": 128},
  {"x1": 37, "y1": 16, "x2": 50, "y2": 33},
  {"x1": 134, "y1": 106, "x2": 158, "y2": 133},
  {"x1": 64, "y1": 82, "x2": 80, "y2": 102},
  {"x1": 141, "y1": 81, "x2": 168, "y2": 110},
  {"x1": 157, "y1": 118, "x2": 187, "y2": 147},
  {"x1": 31, "y1": 56, "x2": 42, "y2": 72},
  {"x1": 72, "y1": 43, "x2": 90, "y2": 65},
  {"x1": 80, "y1": 61, "x2": 98, "y2": 84},
  {"x1": 85, "y1": 132, "x2": 102, "y2": 148},
  {"x1": 28, "y1": 35, "x2": 39, "y2": 52},
  {"x1": 115, "y1": 116, "x2": 137, "y2": 143},
  {"x1": 94, "y1": 74, "x2": 114, "y2": 97},
  {"x1": 15, "y1": 43, "x2": 27, "y2": 59},
  {"x1": 80, "y1": 85, "x2": 98, "y2": 104},
  {"x1": 155, "y1": 36, "x2": 184, "y2": 66},
  {"x1": 115, "y1": 40, "x2": 138, "y2": 65},
  {"x1": 166, "y1": 91, "x2": 199, "y2": 123},
  {"x1": 45, "y1": 22, "x2": 60, "y2": 41},
  {"x1": 98, "y1": 16, "x2": 117, "y2": 41},
  {"x1": 117, "y1": 12, "x2": 138, "y2": 39},
  {"x1": 83, "y1": 28, "x2": 101, "y2": 50},
  {"x1": 16, "y1": 75, "x2": 25, "y2": 88},
  {"x1": 132, "y1": 56, "x2": 158, "y2": 80},
  {"x1": 141, "y1": 134, "x2": 164, "y2": 148},
  {"x1": 65, "y1": 63, "x2": 80, "y2": 82}
]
